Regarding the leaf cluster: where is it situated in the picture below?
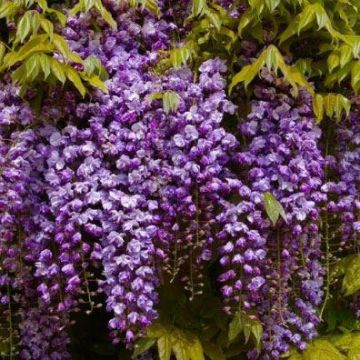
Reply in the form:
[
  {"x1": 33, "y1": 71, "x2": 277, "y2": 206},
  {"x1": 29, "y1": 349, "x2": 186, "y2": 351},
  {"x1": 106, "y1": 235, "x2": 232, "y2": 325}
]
[
  {"x1": 0, "y1": 0, "x2": 109, "y2": 96},
  {"x1": 130, "y1": 283, "x2": 267, "y2": 360},
  {"x1": 162, "y1": 0, "x2": 360, "y2": 121}
]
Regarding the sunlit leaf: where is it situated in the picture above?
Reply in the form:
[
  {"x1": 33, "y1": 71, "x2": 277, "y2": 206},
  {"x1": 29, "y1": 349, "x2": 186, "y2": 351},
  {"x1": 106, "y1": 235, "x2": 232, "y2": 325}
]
[
  {"x1": 279, "y1": 3, "x2": 340, "y2": 44},
  {"x1": 192, "y1": 0, "x2": 207, "y2": 17},
  {"x1": 323, "y1": 93, "x2": 351, "y2": 122},
  {"x1": 132, "y1": 338, "x2": 156, "y2": 358},
  {"x1": 351, "y1": 60, "x2": 360, "y2": 92},
  {"x1": 38, "y1": 53, "x2": 51, "y2": 79},
  {"x1": 53, "y1": 34, "x2": 83, "y2": 63},
  {"x1": 17, "y1": 11, "x2": 32, "y2": 43},
  {"x1": 342, "y1": 256, "x2": 360, "y2": 296},
  {"x1": 40, "y1": 18, "x2": 54, "y2": 41},
  {"x1": 263, "y1": 192, "x2": 287, "y2": 226},
  {"x1": 155, "y1": 335, "x2": 171, "y2": 360},
  {"x1": 94, "y1": 0, "x2": 117, "y2": 29},
  {"x1": 229, "y1": 45, "x2": 314, "y2": 96},
  {"x1": 163, "y1": 91, "x2": 180, "y2": 114},
  {"x1": 25, "y1": 54, "x2": 40, "y2": 80},
  {"x1": 339, "y1": 44, "x2": 353, "y2": 67},
  {"x1": 51, "y1": 59, "x2": 66, "y2": 84},
  {"x1": 66, "y1": 67, "x2": 87, "y2": 97},
  {"x1": 228, "y1": 312, "x2": 243, "y2": 343},
  {"x1": 313, "y1": 94, "x2": 324, "y2": 123},
  {"x1": 0, "y1": 42, "x2": 5, "y2": 64},
  {"x1": 303, "y1": 340, "x2": 346, "y2": 360},
  {"x1": 86, "y1": 75, "x2": 108, "y2": 93},
  {"x1": 327, "y1": 53, "x2": 339, "y2": 73},
  {"x1": 0, "y1": 1, "x2": 18, "y2": 19}
]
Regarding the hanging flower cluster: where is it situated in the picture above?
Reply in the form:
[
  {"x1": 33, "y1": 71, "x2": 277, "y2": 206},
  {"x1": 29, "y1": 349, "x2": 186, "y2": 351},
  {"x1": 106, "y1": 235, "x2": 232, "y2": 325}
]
[{"x1": 238, "y1": 83, "x2": 325, "y2": 358}]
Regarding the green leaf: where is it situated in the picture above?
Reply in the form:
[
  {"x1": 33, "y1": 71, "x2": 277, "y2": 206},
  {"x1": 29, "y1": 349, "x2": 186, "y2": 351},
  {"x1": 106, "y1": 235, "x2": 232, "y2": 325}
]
[
  {"x1": 132, "y1": 338, "x2": 156, "y2": 358},
  {"x1": 248, "y1": 0, "x2": 264, "y2": 12},
  {"x1": 47, "y1": 8, "x2": 67, "y2": 26},
  {"x1": 51, "y1": 59, "x2": 66, "y2": 84},
  {"x1": 229, "y1": 45, "x2": 314, "y2": 96},
  {"x1": 142, "y1": 0, "x2": 161, "y2": 17},
  {"x1": 327, "y1": 53, "x2": 339, "y2": 73},
  {"x1": 263, "y1": 192, "x2": 287, "y2": 226},
  {"x1": 0, "y1": 42, "x2": 5, "y2": 64},
  {"x1": 86, "y1": 75, "x2": 108, "y2": 93},
  {"x1": 171, "y1": 330, "x2": 190, "y2": 360},
  {"x1": 295, "y1": 58, "x2": 314, "y2": 76},
  {"x1": 2, "y1": 35, "x2": 53, "y2": 70},
  {"x1": 147, "y1": 322, "x2": 167, "y2": 338},
  {"x1": 37, "y1": 0, "x2": 48, "y2": 11},
  {"x1": 169, "y1": 47, "x2": 192, "y2": 68},
  {"x1": 265, "y1": 0, "x2": 280, "y2": 12},
  {"x1": 146, "y1": 0, "x2": 161, "y2": 17},
  {"x1": 238, "y1": 9, "x2": 255, "y2": 36},
  {"x1": 25, "y1": 54, "x2": 40, "y2": 81},
  {"x1": 330, "y1": 332, "x2": 354, "y2": 352},
  {"x1": 12, "y1": 64, "x2": 27, "y2": 86},
  {"x1": 94, "y1": 0, "x2": 117, "y2": 29},
  {"x1": 303, "y1": 340, "x2": 346, "y2": 360},
  {"x1": 128, "y1": 0, "x2": 161, "y2": 16},
  {"x1": 352, "y1": 61, "x2": 360, "y2": 92},
  {"x1": 53, "y1": 34, "x2": 83, "y2": 63},
  {"x1": 84, "y1": 0, "x2": 96, "y2": 12},
  {"x1": 279, "y1": 4, "x2": 340, "y2": 44},
  {"x1": 251, "y1": 321, "x2": 263, "y2": 350},
  {"x1": 331, "y1": 255, "x2": 358, "y2": 279},
  {"x1": 288, "y1": 354, "x2": 303, "y2": 360},
  {"x1": 342, "y1": 256, "x2": 360, "y2": 296},
  {"x1": 326, "y1": 61, "x2": 353, "y2": 87},
  {"x1": 323, "y1": 93, "x2": 351, "y2": 122},
  {"x1": 147, "y1": 322, "x2": 205, "y2": 360},
  {"x1": 339, "y1": 44, "x2": 353, "y2": 67},
  {"x1": 163, "y1": 91, "x2": 180, "y2": 114},
  {"x1": 38, "y1": 53, "x2": 51, "y2": 79},
  {"x1": 228, "y1": 312, "x2": 262, "y2": 351},
  {"x1": 205, "y1": 8, "x2": 221, "y2": 31},
  {"x1": 148, "y1": 91, "x2": 163, "y2": 104},
  {"x1": 0, "y1": 1, "x2": 19, "y2": 19},
  {"x1": 71, "y1": 0, "x2": 117, "y2": 29},
  {"x1": 348, "y1": 333, "x2": 360, "y2": 360},
  {"x1": 228, "y1": 313, "x2": 243, "y2": 342},
  {"x1": 187, "y1": 337, "x2": 204, "y2": 360},
  {"x1": 313, "y1": 94, "x2": 324, "y2": 123},
  {"x1": 31, "y1": 11, "x2": 41, "y2": 35},
  {"x1": 40, "y1": 18, "x2": 54, "y2": 41},
  {"x1": 84, "y1": 55, "x2": 107, "y2": 79},
  {"x1": 341, "y1": 35, "x2": 360, "y2": 57},
  {"x1": 158, "y1": 335, "x2": 172, "y2": 360},
  {"x1": 17, "y1": 11, "x2": 32, "y2": 43},
  {"x1": 66, "y1": 67, "x2": 86, "y2": 97},
  {"x1": 192, "y1": 0, "x2": 207, "y2": 17}
]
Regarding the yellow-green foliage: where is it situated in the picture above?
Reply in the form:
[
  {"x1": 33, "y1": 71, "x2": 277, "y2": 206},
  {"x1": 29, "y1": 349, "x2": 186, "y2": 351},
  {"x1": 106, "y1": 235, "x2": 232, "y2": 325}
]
[{"x1": 162, "y1": 0, "x2": 360, "y2": 121}]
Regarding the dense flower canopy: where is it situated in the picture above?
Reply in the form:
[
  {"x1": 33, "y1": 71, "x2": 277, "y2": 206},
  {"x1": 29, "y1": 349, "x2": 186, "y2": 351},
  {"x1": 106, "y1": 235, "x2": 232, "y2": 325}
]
[{"x1": 0, "y1": 0, "x2": 359, "y2": 359}]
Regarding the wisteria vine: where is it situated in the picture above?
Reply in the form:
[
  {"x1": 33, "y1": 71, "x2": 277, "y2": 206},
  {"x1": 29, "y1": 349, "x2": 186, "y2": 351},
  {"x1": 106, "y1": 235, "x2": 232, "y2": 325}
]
[{"x1": 0, "y1": 1, "x2": 359, "y2": 359}]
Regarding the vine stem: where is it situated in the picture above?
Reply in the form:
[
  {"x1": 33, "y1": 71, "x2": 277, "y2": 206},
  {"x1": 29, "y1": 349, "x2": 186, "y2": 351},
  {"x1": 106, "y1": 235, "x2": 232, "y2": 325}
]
[
  {"x1": 81, "y1": 252, "x2": 94, "y2": 314},
  {"x1": 276, "y1": 229, "x2": 284, "y2": 323},
  {"x1": 7, "y1": 284, "x2": 13, "y2": 360},
  {"x1": 319, "y1": 125, "x2": 331, "y2": 320},
  {"x1": 319, "y1": 213, "x2": 330, "y2": 320}
]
